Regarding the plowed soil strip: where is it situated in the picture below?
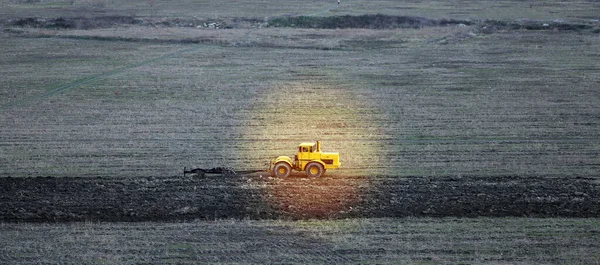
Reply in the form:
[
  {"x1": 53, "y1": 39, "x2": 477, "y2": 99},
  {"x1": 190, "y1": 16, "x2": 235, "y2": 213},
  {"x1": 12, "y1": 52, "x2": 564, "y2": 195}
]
[{"x1": 1, "y1": 175, "x2": 598, "y2": 222}]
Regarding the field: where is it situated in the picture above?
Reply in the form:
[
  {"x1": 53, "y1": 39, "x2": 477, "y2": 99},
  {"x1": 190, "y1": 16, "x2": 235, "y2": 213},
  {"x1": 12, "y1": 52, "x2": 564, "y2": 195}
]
[
  {"x1": 2, "y1": 218, "x2": 600, "y2": 264},
  {"x1": 1, "y1": 0, "x2": 600, "y2": 264}
]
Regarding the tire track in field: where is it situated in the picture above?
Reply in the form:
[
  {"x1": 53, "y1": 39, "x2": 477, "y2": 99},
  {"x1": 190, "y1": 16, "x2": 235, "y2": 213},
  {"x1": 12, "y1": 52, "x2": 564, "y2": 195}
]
[{"x1": 0, "y1": 45, "x2": 204, "y2": 112}]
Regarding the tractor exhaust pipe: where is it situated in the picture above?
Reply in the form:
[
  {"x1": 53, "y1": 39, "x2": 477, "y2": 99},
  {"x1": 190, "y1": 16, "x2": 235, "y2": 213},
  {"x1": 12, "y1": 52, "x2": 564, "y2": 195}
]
[{"x1": 316, "y1": 140, "x2": 321, "y2": 152}]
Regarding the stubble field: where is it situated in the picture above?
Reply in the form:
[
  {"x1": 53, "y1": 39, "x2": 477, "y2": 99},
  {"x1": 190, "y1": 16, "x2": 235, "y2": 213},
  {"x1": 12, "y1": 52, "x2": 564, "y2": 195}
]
[{"x1": 1, "y1": 0, "x2": 600, "y2": 264}]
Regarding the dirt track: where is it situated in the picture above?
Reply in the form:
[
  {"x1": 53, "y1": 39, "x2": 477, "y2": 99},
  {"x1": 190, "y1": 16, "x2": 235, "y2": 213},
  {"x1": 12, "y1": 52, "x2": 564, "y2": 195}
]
[{"x1": 1, "y1": 174, "x2": 598, "y2": 222}]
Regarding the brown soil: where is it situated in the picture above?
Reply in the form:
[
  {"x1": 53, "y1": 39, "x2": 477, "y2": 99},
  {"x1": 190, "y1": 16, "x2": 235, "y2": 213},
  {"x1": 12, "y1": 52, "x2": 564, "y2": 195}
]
[{"x1": 1, "y1": 174, "x2": 598, "y2": 222}]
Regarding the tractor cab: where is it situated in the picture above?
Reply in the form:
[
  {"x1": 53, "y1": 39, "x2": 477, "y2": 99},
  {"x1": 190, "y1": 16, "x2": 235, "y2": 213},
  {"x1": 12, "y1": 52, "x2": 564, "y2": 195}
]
[{"x1": 296, "y1": 142, "x2": 319, "y2": 162}]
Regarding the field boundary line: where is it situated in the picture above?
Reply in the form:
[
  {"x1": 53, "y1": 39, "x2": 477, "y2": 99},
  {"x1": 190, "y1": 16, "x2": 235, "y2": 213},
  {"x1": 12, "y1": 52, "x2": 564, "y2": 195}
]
[{"x1": 0, "y1": 44, "x2": 206, "y2": 112}]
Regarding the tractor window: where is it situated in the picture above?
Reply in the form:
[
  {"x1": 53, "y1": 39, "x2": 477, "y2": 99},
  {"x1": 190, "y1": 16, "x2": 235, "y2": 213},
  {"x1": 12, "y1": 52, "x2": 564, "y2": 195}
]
[{"x1": 302, "y1": 147, "x2": 308, "y2": 152}]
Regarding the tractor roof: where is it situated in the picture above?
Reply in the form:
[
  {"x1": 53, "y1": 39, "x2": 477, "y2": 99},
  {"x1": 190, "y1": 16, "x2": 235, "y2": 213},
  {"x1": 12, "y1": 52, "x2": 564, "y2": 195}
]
[{"x1": 298, "y1": 142, "x2": 315, "y2": 147}]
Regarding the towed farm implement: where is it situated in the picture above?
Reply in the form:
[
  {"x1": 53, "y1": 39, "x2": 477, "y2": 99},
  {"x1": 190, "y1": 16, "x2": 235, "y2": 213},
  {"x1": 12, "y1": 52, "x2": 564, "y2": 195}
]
[{"x1": 184, "y1": 141, "x2": 341, "y2": 178}]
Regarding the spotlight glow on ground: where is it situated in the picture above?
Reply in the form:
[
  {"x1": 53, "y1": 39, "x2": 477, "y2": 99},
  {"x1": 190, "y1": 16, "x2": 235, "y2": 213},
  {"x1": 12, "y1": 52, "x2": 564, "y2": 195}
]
[{"x1": 240, "y1": 81, "x2": 383, "y2": 218}]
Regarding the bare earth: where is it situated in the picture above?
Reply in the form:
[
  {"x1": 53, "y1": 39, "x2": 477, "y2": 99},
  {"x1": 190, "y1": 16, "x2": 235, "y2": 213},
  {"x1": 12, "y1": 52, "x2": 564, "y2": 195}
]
[{"x1": 1, "y1": 174, "x2": 599, "y2": 222}]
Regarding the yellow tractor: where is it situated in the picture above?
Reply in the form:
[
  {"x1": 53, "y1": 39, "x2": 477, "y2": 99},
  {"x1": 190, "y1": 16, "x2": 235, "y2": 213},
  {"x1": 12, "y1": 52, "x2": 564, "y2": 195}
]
[{"x1": 270, "y1": 141, "x2": 341, "y2": 178}]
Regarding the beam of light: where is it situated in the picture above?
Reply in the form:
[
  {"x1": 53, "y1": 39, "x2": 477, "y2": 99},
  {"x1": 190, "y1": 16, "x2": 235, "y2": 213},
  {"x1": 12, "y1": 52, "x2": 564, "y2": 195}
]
[{"x1": 239, "y1": 81, "x2": 383, "y2": 218}]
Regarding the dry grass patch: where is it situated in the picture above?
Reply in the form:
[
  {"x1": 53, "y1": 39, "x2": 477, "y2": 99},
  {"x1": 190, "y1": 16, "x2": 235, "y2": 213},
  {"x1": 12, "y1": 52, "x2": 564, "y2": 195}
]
[{"x1": 1, "y1": 218, "x2": 599, "y2": 264}]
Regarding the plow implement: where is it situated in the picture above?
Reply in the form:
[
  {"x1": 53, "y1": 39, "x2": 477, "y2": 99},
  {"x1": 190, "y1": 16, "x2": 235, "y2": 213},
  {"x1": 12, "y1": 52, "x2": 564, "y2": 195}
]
[
  {"x1": 185, "y1": 141, "x2": 340, "y2": 178},
  {"x1": 183, "y1": 167, "x2": 266, "y2": 177}
]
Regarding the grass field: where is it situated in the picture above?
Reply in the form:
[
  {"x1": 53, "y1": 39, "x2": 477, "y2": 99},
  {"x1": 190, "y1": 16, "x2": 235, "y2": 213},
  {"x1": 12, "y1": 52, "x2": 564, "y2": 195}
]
[
  {"x1": 1, "y1": 17, "x2": 599, "y2": 177},
  {"x1": 1, "y1": 0, "x2": 600, "y2": 20},
  {"x1": 2, "y1": 218, "x2": 600, "y2": 264},
  {"x1": 1, "y1": 0, "x2": 600, "y2": 264}
]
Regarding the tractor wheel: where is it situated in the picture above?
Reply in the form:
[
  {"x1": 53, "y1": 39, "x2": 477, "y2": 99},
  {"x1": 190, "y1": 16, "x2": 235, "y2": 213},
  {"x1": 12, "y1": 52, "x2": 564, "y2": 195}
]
[
  {"x1": 305, "y1": 162, "x2": 324, "y2": 178},
  {"x1": 273, "y1": 162, "x2": 291, "y2": 178}
]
